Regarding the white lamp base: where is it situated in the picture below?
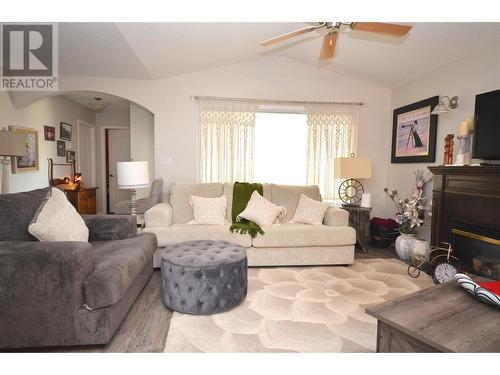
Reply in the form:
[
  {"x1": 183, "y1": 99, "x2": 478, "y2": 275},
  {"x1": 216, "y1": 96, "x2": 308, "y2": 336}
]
[{"x1": 1, "y1": 156, "x2": 10, "y2": 194}]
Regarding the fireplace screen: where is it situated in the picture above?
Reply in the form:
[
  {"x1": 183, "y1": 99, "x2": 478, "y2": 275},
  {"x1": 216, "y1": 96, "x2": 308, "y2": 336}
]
[{"x1": 452, "y1": 221, "x2": 500, "y2": 280}]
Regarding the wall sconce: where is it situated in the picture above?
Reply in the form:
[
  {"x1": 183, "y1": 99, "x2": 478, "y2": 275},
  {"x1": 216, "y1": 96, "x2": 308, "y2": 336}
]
[{"x1": 431, "y1": 95, "x2": 459, "y2": 115}]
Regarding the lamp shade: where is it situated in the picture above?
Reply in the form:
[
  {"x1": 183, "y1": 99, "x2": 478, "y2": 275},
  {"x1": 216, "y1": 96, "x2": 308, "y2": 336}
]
[
  {"x1": 117, "y1": 161, "x2": 150, "y2": 189},
  {"x1": 430, "y1": 101, "x2": 450, "y2": 115},
  {"x1": 334, "y1": 157, "x2": 372, "y2": 179},
  {"x1": 0, "y1": 129, "x2": 27, "y2": 157}
]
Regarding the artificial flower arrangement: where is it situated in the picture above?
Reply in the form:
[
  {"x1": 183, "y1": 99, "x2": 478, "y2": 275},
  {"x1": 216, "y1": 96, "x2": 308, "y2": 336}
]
[
  {"x1": 384, "y1": 170, "x2": 433, "y2": 235},
  {"x1": 384, "y1": 188, "x2": 427, "y2": 234}
]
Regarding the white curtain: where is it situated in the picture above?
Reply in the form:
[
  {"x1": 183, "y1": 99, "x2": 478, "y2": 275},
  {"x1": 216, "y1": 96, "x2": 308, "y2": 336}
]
[
  {"x1": 306, "y1": 104, "x2": 359, "y2": 200},
  {"x1": 198, "y1": 100, "x2": 256, "y2": 183}
]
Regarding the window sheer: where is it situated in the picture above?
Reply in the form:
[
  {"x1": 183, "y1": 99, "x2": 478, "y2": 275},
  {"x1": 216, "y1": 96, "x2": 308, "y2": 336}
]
[
  {"x1": 306, "y1": 104, "x2": 359, "y2": 200},
  {"x1": 198, "y1": 100, "x2": 256, "y2": 183},
  {"x1": 197, "y1": 99, "x2": 359, "y2": 197}
]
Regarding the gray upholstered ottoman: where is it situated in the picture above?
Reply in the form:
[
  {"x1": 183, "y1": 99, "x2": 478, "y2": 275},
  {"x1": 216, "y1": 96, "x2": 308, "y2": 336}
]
[{"x1": 160, "y1": 240, "x2": 247, "y2": 315}]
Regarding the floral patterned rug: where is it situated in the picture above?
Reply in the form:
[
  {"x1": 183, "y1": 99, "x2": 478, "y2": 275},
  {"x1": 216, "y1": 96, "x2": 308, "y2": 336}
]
[{"x1": 164, "y1": 258, "x2": 434, "y2": 352}]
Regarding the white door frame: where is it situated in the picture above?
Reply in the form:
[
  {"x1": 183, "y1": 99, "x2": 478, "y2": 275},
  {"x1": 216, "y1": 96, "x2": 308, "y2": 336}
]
[
  {"x1": 76, "y1": 120, "x2": 97, "y2": 186},
  {"x1": 101, "y1": 126, "x2": 130, "y2": 214}
]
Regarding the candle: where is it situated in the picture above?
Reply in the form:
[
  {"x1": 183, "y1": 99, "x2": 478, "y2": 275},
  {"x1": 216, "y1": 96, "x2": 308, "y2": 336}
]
[
  {"x1": 466, "y1": 117, "x2": 474, "y2": 132},
  {"x1": 459, "y1": 121, "x2": 469, "y2": 136}
]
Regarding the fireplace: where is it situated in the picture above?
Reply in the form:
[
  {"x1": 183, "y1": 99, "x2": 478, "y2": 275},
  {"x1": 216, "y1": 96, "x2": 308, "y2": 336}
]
[
  {"x1": 428, "y1": 165, "x2": 500, "y2": 280},
  {"x1": 452, "y1": 221, "x2": 500, "y2": 280}
]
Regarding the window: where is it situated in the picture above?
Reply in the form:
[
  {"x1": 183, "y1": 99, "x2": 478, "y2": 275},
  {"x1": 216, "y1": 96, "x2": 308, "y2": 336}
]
[
  {"x1": 197, "y1": 99, "x2": 359, "y2": 200},
  {"x1": 254, "y1": 112, "x2": 308, "y2": 185}
]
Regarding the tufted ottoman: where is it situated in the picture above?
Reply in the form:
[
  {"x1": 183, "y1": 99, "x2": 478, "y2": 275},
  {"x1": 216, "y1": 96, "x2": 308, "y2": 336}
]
[{"x1": 160, "y1": 240, "x2": 247, "y2": 315}]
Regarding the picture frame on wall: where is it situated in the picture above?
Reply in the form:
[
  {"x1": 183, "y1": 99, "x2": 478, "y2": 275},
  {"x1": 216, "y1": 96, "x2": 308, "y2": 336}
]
[
  {"x1": 9, "y1": 126, "x2": 39, "y2": 173},
  {"x1": 57, "y1": 140, "x2": 66, "y2": 156},
  {"x1": 391, "y1": 96, "x2": 439, "y2": 163},
  {"x1": 44, "y1": 126, "x2": 56, "y2": 141},
  {"x1": 66, "y1": 150, "x2": 76, "y2": 163},
  {"x1": 60, "y1": 122, "x2": 73, "y2": 141}
]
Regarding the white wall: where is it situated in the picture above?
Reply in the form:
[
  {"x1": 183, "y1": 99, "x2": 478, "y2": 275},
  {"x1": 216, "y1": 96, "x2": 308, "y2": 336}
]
[
  {"x1": 0, "y1": 92, "x2": 95, "y2": 193},
  {"x1": 50, "y1": 57, "x2": 392, "y2": 216},
  {"x1": 388, "y1": 43, "x2": 500, "y2": 238},
  {"x1": 130, "y1": 102, "x2": 155, "y2": 199},
  {"x1": 94, "y1": 102, "x2": 131, "y2": 213}
]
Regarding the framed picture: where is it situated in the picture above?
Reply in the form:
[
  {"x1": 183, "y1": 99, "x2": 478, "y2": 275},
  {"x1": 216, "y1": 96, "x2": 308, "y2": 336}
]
[
  {"x1": 44, "y1": 125, "x2": 56, "y2": 141},
  {"x1": 66, "y1": 150, "x2": 76, "y2": 163},
  {"x1": 391, "y1": 96, "x2": 439, "y2": 163},
  {"x1": 9, "y1": 126, "x2": 39, "y2": 173},
  {"x1": 57, "y1": 140, "x2": 66, "y2": 156},
  {"x1": 60, "y1": 122, "x2": 72, "y2": 141}
]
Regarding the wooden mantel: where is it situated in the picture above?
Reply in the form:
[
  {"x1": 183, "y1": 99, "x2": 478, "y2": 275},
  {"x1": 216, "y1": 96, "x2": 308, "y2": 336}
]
[{"x1": 428, "y1": 165, "x2": 500, "y2": 246}]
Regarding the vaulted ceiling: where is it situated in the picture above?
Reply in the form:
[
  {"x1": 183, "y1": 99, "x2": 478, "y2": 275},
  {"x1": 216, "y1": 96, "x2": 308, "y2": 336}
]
[{"x1": 58, "y1": 22, "x2": 500, "y2": 88}]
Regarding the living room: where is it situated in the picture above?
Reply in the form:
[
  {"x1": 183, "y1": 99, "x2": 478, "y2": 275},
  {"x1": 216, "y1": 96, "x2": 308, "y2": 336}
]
[{"x1": 1, "y1": 1, "x2": 499, "y2": 374}]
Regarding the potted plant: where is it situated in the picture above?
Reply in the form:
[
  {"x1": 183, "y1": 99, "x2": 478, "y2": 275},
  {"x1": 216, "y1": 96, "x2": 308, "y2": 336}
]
[{"x1": 383, "y1": 187, "x2": 430, "y2": 260}]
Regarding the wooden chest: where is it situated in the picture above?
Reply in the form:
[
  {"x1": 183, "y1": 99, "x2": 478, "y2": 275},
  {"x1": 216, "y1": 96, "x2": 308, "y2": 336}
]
[{"x1": 65, "y1": 187, "x2": 98, "y2": 214}]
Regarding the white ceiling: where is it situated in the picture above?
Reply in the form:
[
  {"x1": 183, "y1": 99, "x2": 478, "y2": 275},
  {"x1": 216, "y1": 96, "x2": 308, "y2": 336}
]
[{"x1": 58, "y1": 22, "x2": 500, "y2": 88}]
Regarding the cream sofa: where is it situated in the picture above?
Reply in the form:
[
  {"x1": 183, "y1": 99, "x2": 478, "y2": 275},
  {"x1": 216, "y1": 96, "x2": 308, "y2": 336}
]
[{"x1": 143, "y1": 183, "x2": 355, "y2": 267}]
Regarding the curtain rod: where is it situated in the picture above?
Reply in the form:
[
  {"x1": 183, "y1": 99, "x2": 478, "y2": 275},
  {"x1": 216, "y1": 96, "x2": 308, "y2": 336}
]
[{"x1": 191, "y1": 95, "x2": 364, "y2": 106}]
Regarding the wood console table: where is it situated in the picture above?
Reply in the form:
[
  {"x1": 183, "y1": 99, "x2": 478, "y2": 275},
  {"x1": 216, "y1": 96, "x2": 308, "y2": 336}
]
[
  {"x1": 366, "y1": 280, "x2": 500, "y2": 352},
  {"x1": 65, "y1": 187, "x2": 98, "y2": 214}
]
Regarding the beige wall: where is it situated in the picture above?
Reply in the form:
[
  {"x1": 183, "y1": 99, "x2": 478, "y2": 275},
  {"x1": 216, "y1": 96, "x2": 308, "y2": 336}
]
[
  {"x1": 130, "y1": 102, "x2": 155, "y2": 199},
  {"x1": 53, "y1": 57, "x2": 392, "y2": 217},
  {"x1": 94, "y1": 103, "x2": 131, "y2": 213},
  {"x1": 0, "y1": 92, "x2": 95, "y2": 193},
  {"x1": 388, "y1": 43, "x2": 500, "y2": 238}
]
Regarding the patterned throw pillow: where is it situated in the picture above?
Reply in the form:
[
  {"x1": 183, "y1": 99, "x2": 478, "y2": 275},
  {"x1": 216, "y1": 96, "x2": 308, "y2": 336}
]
[
  {"x1": 237, "y1": 191, "x2": 287, "y2": 227},
  {"x1": 291, "y1": 194, "x2": 329, "y2": 225},
  {"x1": 188, "y1": 195, "x2": 229, "y2": 225},
  {"x1": 28, "y1": 187, "x2": 89, "y2": 242}
]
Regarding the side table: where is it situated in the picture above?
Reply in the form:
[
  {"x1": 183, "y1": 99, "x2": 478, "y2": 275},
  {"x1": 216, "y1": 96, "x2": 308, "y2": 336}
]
[{"x1": 340, "y1": 205, "x2": 372, "y2": 253}]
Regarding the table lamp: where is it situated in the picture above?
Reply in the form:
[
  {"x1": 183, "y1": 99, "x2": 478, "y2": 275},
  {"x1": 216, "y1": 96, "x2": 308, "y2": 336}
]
[
  {"x1": 334, "y1": 154, "x2": 372, "y2": 206},
  {"x1": 0, "y1": 128, "x2": 27, "y2": 194},
  {"x1": 117, "y1": 160, "x2": 150, "y2": 216}
]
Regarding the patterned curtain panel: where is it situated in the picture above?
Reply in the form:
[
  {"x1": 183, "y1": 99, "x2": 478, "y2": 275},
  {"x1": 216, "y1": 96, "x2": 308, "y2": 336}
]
[
  {"x1": 198, "y1": 100, "x2": 257, "y2": 183},
  {"x1": 306, "y1": 104, "x2": 360, "y2": 201}
]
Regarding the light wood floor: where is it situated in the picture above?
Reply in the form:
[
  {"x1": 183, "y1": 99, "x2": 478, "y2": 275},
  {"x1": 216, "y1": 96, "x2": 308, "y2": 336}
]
[{"x1": 14, "y1": 245, "x2": 398, "y2": 353}]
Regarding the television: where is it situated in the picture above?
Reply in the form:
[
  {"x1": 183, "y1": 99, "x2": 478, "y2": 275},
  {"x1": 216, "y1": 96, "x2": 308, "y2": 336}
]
[{"x1": 473, "y1": 89, "x2": 500, "y2": 160}]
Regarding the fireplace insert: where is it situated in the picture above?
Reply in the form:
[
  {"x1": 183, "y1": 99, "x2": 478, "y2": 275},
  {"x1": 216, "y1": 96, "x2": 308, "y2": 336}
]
[{"x1": 452, "y1": 221, "x2": 500, "y2": 280}]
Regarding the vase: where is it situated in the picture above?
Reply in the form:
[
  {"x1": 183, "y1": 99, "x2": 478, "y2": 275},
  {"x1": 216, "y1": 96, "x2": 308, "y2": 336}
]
[
  {"x1": 411, "y1": 239, "x2": 429, "y2": 264},
  {"x1": 395, "y1": 233, "x2": 415, "y2": 260}
]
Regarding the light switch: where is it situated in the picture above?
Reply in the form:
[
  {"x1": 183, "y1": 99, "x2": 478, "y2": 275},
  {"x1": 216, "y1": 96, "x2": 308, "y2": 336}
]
[{"x1": 160, "y1": 156, "x2": 173, "y2": 166}]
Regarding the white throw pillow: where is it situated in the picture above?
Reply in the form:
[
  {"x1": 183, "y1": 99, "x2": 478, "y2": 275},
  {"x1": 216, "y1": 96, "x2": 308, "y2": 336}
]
[
  {"x1": 291, "y1": 194, "x2": 329, "y2": 225},
  {"x1": 29, "y1": 188, "x2": 89, "y2": 242},
  {"x1": 237, "y1": 191, "x2": 287, "y2": 227},
  {"x1": 188, "y1": 195, "x2": 229, "y2": 225}
]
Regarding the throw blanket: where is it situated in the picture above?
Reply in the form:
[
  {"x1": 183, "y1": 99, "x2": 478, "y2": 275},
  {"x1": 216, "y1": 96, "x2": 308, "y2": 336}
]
[{"x1": 230, "y1": 182, "x2": 264, "y2": 238}]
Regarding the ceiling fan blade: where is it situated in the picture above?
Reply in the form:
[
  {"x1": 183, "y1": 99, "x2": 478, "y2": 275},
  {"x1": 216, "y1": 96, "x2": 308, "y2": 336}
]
[
  {"x1": 319, "y1": 32, "x2": 337, "y2": 60},
  {"x1": 352, "y1": 22, "x2": 412, "y2": 37},
  {"x1": 259, "y1": 25, "x2": 320, "y2": 47}
]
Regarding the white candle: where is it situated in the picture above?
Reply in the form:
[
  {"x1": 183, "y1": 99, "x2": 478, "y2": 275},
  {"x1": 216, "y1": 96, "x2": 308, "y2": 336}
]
[
  {"x1": 459, "y1": 121, "x2": 469, "y2": 136},
  {"x1": 361, "y1": 193, "x2": 371, "y2": 208}
]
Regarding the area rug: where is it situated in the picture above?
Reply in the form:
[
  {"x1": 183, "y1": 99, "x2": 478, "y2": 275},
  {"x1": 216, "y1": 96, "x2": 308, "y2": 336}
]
[{"x1": 163, "y1": 258, "x2": 434, "y2": 352}]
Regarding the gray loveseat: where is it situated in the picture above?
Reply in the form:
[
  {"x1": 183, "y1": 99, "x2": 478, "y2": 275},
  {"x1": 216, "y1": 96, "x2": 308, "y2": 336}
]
[{"x1": 0, "y1": 187, "x2": 157, "y2": 349}]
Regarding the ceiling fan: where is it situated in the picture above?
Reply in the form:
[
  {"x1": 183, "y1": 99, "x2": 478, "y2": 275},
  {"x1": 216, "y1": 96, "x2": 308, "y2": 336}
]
[{"x1": 259, "y1": 22, "x2": 412, "y2": 60}]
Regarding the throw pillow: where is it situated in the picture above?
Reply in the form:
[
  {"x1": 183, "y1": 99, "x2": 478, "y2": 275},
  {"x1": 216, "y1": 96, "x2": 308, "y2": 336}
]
[
  {"x1": 291, "y1": 194, "x2": 329, "y2": 225},
  {"x1": 28, "y1": 188, "x2": 89, "y2": 242},
  {"x1": 188, "y1": 195, "x2": 229, "y2": 225},
  {"x1": 237, "y1": 191, "x2": 287, "y2": 227}
]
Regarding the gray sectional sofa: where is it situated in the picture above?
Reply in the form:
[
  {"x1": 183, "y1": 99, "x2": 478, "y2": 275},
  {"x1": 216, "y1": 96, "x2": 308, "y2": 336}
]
[{"x1": 0, "y1": 187, "x2": 157, "y2": 349}]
